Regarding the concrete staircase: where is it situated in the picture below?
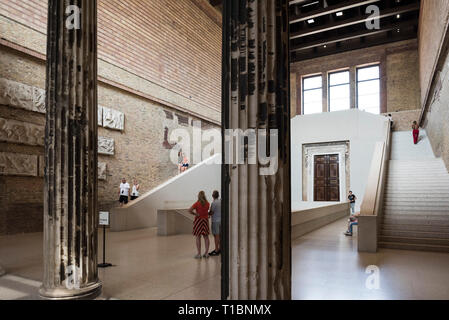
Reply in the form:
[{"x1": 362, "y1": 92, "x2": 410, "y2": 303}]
[{"x1": 379, "y1": 130, "x2": 449, "y2": 252}]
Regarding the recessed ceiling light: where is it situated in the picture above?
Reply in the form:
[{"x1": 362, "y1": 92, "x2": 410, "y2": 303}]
[
  {"x1": 324, "y1": 45, "x2": 327, "y2": 48},
  {"x1": 336, "y1": 11, "x2": 343, "y2": 17},
  {"x1": 307, "y1": 19, "x2": 315, "y2": 24},
  {"x1": 396, "y1": 14, "x2": 401, "y2": 19}
]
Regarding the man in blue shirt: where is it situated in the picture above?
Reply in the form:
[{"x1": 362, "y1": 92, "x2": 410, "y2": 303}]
[{"x1": 208, "y1": 190, "x2": 221, "y2": 256}]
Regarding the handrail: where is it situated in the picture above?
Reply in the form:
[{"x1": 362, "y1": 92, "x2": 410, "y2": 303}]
[
  {"x1": 360, "y1": 119, "x2": 392, "y2": 217},
  {"x1": 358, "y1": 119, "x2": 392, "y2": 252}
]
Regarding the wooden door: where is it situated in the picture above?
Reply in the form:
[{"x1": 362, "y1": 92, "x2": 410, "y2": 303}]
[{"x1": 314, "y1": 154, "x2": 340, "y2": 201}]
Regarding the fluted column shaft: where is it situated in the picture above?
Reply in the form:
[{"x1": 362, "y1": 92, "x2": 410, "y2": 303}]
[
  {"x1": 40, "y1": 0, "x2": 101, "y2": 300},
  {"x1": 223, "y1": 0, "x2": 291, "y2": 300}
]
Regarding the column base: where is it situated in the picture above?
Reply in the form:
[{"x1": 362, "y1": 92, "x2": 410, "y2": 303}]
[{"x1": 39, "y1": 281, "x2": 102, "y2": 300}]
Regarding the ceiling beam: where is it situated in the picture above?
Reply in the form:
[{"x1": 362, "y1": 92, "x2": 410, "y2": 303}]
[
  {"x1": 290, "y1": 20, "x2": 417, "y2": 52},
  {"x1": 290, "y1": 2, "x2": 419, "y2": 40},
  {"x1": 290, "y1": 0, "x2": 381, "y2": 24},
  {"x1": 291, "y1": 31, "x2": 417, "y2": 62},
  {"x1": 289, "y1": 0, "x2": 309, "y2": 6}
]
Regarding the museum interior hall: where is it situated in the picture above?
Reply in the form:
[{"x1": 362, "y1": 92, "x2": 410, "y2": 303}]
[{"x1": 1, "y1": 0, "x2": 449, "y2": 300}]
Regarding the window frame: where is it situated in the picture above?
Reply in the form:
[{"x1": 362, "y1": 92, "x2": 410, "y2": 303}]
[
  {"x1": 356, "y1": 64, "x2": 381, "y2": 114},
  {"x1": 328, "y1": 69, "x2": 351, "y2": 112},
  {"x1": 302, "y1": 74, "x2": 323, "y2": 115}
]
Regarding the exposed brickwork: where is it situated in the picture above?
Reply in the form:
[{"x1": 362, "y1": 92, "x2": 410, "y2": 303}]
[
  {"x1": 418, "y1": 0, "x2": 449, "y2": 108},
  {"x1": 382, "y1": 110, "x2": 421, "y2": 132},
  {"x1": 0, "y1": 1, "x2": 222, "y2": 235},
  {"x1": 0, "y1": 0, "x2": 222, "y2": 111},
  {"x1": 424, "y1": 49, "x2": 449, "y2": 172},
  {"x1": 290, "y1": 40, "x2": 420, "y2": 115}
]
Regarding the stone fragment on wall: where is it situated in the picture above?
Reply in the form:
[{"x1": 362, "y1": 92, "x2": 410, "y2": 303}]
[
  {"x1": 0, "y1": 78, "x2": 46, "y2": 113},
  {"x1": 0, "y1": 117, "x2": 45, "y2": 146},
  {"x1": 0, "y1": 152, "x2": 38, "y2": 176},
  {"x1": 98, "y1": 106, "x2": 104, "y2": 126},
  {"x1": 39, "y1": 155, "x2": 44, "y2": 177},
  {"x1": 103, "y1": 107, "x2": 124, "y2": 131},
  {"x1": 98, "y1": 137, "x2": 115, "y2": 155},
  {"x1": 32, "y1": 87, "x2": 46, "y2": 113},
  {"x1": 39, "y1": 157, "x2": 108, "y2": 180},
  {"x1": 98, "y1": 162, "x2": 107, "y2": 180}
]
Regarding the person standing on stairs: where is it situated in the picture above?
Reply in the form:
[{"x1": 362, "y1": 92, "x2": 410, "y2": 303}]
[
  {"x1": 189, "y1": 191, "x2": 211, "y2": 259},
  {"x1": 348, "y1": 191, "x2": 357, "y2": 214},
  {"x1": 181, "y1": 153, "x2": 190, "y2": 173},
  {"x1": 130, "y1": 179, "x2": 140, "y2": 201},
  {"x1": 118, "y1": 178, "x2": 130, "y2": 207},
  {"x1": 412, "y1": 121, "x2": 420, "y2": 145}
]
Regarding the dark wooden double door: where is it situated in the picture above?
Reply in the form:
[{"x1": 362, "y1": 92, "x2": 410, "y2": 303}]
[{"x1": 314, "y1": 154, "x2": 340, "y2": 202}]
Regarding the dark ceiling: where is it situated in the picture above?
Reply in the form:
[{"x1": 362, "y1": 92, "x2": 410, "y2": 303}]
[{"x1": 209, "y1": 0, "x2": 420, "y2": 62}]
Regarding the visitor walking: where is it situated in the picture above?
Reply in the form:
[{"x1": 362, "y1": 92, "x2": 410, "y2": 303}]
[
  {"x1": 131, "y1": 179, "x2": 140, "y2": 201},
  {"x1": 181, "y1": 153, "x2": 190, "y2": 173},
  {"x1": 189, "y1": 191, "x2": 211, "y2": 259},
  {"x1": 412, "y1": 121, "x2": 420, "y2": 144},
  {"x1": 118, "y1": 178, "x2": 130, "y2": 207},
  {"x1": 209, "y1": 190, "x2": 221, "y2": 256},
  {"x1": 348, "y1": 191, "x2": 357, "y2": 214}
]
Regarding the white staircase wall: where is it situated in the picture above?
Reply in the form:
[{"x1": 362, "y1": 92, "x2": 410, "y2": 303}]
[
  {"x1": 291, "y1": 109, "x2": 389, "y2": 212},
  {"x1": 110, "y1": 154, "x2": 221, "y2": 231}
]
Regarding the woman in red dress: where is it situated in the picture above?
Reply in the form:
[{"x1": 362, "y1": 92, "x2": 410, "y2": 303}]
[
  {"x1": 412, "y1": 121, "x2": 419, "y2": 144},
  {"x1": 189, "y1": 191, "x2": 210, "y2": 259}
]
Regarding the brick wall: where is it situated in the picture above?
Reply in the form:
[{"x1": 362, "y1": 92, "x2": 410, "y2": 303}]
[
  {"x1": 0, "y1": 0, "x2": 222, "y2": 112},
  {"x1": 418, "y1": 0, "x2": 449, "y2": 108},
  {"x1": 0, "y1": 1, "x2": 222, "y2": 235},
  {"x1": 290, "y1": 39, "x2": 420, "y2": 116}
]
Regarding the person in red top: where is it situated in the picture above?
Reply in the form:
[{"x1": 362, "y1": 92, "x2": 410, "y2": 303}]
[
  {"x1": 412, "y1": 121, "x2": 420, "y2": 144},
  {"x1": 189, "y1": 191, "x2": 211, "y2": 259}
]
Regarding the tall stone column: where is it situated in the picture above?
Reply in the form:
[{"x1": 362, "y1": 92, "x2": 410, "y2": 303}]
[
  {"x1": 39, "y1": 0, "x2": 101, "y2": 300},
  {"x1": 222, "y1": 0, "x2": 291, "y2": 300}
]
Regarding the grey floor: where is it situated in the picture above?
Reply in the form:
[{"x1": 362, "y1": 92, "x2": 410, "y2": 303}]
[
  {"x1": 292, "y1": 218, "x2": 449, "y2": 300},
  {"x1": 1, "y1": 218, "x2": 449, "y2": 300}
]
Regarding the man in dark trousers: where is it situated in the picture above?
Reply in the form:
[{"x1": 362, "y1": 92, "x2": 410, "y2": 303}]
[
  {"x1": 348, "y1": 191, "x2": 357, "y2": 214},
  {"x1": 208, "y1": 190, "x2": 221, "y2": 256}
]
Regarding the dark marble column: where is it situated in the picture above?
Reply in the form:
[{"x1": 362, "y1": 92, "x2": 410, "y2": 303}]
[
  {"x1": 222, "y1": 0, "x2": 291, "y2": 300},
  {"x1": 40, "y1": 0, "x2": 101, "y2": 300}
]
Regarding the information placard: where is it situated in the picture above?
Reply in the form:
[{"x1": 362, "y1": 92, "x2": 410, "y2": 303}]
[{"x1": 99, "y1": 211, "x2": 109, "y2": 226}]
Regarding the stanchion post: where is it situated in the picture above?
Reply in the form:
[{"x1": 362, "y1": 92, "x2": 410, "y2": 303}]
[{"x1": 98, "y1": 212, "x2": 112, "y2": 268}]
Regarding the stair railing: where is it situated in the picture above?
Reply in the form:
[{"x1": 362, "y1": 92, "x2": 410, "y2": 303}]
[{"x1": 358, "y1": 119, "x2": 392, "y2": 252}]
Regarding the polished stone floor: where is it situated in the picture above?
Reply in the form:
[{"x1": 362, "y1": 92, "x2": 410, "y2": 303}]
[
  {"x1": 0, "y1": 228, "x2": 221, "y2": 300},
  {"x1": 1, "y1": 218, "x2": 449, "y2": 300},
  {"x1": 292, "y1": 218, "x2": 449, "y2": 300}
]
